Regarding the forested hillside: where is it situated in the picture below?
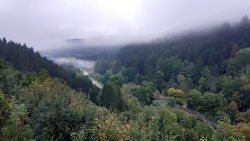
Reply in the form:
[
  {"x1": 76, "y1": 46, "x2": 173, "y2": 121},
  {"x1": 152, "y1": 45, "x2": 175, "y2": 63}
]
[
  {"x1": 0, "y1": 37, "x2": 76, "y2": 87},
  {"x1": 1, "y1": 15, "x2": 250, "y2": 140},
  {"x1": 1, "y1": 59, "x2": 249, "y2": 140},
  {"x1": 116, "y1": 15, "x2": 250, "y2": 79},
  {"x1": 0, "y1": 38, "x2": 99, "y2": 96},
  {"x1": 93, "y1": 15, "x2": 250, "y2": 136}
]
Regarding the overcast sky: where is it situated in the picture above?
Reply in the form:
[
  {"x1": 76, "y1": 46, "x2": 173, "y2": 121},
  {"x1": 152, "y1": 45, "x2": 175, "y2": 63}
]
[{"x1": 0, "y1": 0, "x2": 250, "y2": 50}]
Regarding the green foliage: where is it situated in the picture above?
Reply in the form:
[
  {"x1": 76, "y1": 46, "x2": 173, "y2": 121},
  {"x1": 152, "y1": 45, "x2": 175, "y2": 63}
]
[
  {"x1": 167, "y1": 97, "x2": 177, "y2": 108},
  {"x1": 89, "y1": 113, "x2": 130, "y2": 141},
  {"x1": 194, "y1": 121, "x2": 214, "y2": 140},
  {"x1": 33, "y1": 97, "x2": 84, "y2": 140},
  {"x1": 0, "y1": 60, "x2": 246, "y2": 140},
  {"x1": 120, "y1": 83, "x2": 140, "y2": 102},
  {"x1": 234, "y1": 123, "x2": 250, "y2": 141},
  {"x1": 109, "y1": 61, "x2": 122, "y2": 74},
  {"x1": 239, "y1": 76, "x2": 250, "y2": 109},
  {"x1": 198, "y1": 92, "x2": 224, "y2": 118},
  {"x1": 135, "y1": 74, "x2": 144, "y2": 84},
  {"x1": 123, "y1": 67, "x2": 137, "y2": 82},
  {"x1": 0, "y1": 68, "x2": 22, "y2": 96},
  {"x1": 187, "y1": 89, "x2": 202, "y2": 110},
  {"x1": 127, "y1": 96, "x2": 142, "y2": 114},
  {"x1": 237, "y1": 109, "x2": 250, "y2": 123},
  {"x1": 23, "y1": 72, "x2": 37, "y2": 86},
  {"x1": 155, "y1": 71, "x2": 165, "y2": 91},
  {"x1": 100, "y1": 81, "x2": 123, "y2": 111},
  {"x1": 115, "y1": 18, "x2": 250, "y2": 85},
  {"x1": 89, "y1": 85, "x2": 100, "y2": 104},
  {"x1": 201, "y1": 66, "x2": 211, "y2": 78},
  {"x1": 168, "y1": 87, "x2": 185, "y2": 98},
  {"x1": 0, "y1": 97, "x2": 32, "y2": 141},
  {"x1": 227, "y1": 48, "x2": 250, "y2": 77},
  {"x1": 215, "y1": 118, "x2": 246, "y2": 141},
  {"x1": 38, "y1": 68, "x2": 49, "y2": 82},
  {"x1": 182, "y1": 129, "x2": 199, "y2": 141},
  {"x1": 134, "y1": 85, "x2": 154, "y2": 105},
  {"x1": 109, "y1": 73, "x2": 123, "y2": 86},
  {"x1": 0, "y1": 38, "x2": 81, "y2": 88},
  {"x1": 73, "y1": 75, "x2": 93, "y2": 95},
  {"x1": 168, "y1": 88, "x2": 185, "y2": 105},
  {"x1": 0, "y1": 92, "x2": 9, "y2": 128},
  {"x1": 172, "y1": 109, "x2": 197, "y2": 129},
  {"x1": 227, "y1": 101, "x2": 239, "y2": 122},
  {"x1": 94, "y1": 59, "x2": 109, "y2": 74},
  {"x1": 73, "y1": 105, "x2": 180, "y2": 141},
  {"x1": 20, "y1": 78, "x2": 86, "y2": 140},
  {"x1": 2, "y1": 15, "x2": 250, "y2": 140},
  {"x1": 221, "y1": 76, "x2": 241, "y2": 98},
  {"x1": 177, "y1": 74, "x2": 190, "y2": 94}
]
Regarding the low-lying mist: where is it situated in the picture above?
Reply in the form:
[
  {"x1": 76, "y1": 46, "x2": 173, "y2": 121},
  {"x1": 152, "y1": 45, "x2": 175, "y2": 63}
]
[{"x1": 53, "y1": 57, "x2": 95, "y2": 69}]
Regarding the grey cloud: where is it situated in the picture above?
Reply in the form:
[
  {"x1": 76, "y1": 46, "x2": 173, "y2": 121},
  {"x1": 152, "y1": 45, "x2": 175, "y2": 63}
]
[{"x1": 0, "y1": 0, "x2": 250, "y2": 50}]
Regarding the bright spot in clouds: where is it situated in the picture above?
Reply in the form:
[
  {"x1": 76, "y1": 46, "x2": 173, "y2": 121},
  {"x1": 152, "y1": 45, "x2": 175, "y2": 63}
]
[{"x1": 102, "y1": 0, "x2": 140, "y2": 19}]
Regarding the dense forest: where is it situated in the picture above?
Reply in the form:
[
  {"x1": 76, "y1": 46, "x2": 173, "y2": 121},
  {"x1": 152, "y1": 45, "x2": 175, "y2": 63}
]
[
  {"x1": 0, "y1": 38, "x2": 99, "y2": 95},
  {"x1": 1, "y1": 15, "x2": 250, "y2": 140},
  {"x1": 1, "y1": 58, "x2": 249, "y2": 140},
  {"x1": 91, "y1": 15, "x2": 250, "y2": 140}
]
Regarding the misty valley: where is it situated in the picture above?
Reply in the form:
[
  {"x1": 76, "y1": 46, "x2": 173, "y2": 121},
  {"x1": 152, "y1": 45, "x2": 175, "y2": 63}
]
[
  {"x1": 52, "y1": 57, "x2": 103, "y2": 88},
  {"x1": 1, "y1": 4, "x2": 250, "y2": 141},
  {"x1": 53, "y1": 57, "x2": 95, "y2": 75}
]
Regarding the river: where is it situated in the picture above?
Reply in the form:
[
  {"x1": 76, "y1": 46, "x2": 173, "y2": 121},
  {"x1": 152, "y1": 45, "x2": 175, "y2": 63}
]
[{"x1": 53, "y1": 57, "x2": 103, "y2": 88}]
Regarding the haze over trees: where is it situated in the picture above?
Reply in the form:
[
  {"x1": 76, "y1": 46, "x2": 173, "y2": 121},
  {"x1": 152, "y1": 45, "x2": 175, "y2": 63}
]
[
  {"x1": 1, "y1": 15, "x2": 250, "y2": 140},
  {"x1": 0, "y1": 37, "x2": 99, "y2": 100},
  {"x1": 92, "y1": 15, "x2": 250, "y2": 140}
]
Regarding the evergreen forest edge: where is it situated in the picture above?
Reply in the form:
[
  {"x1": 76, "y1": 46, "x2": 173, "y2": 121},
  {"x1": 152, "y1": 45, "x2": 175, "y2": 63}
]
[{"x1": 1, "y1": 15, "x2": 250, "y2": 140}]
